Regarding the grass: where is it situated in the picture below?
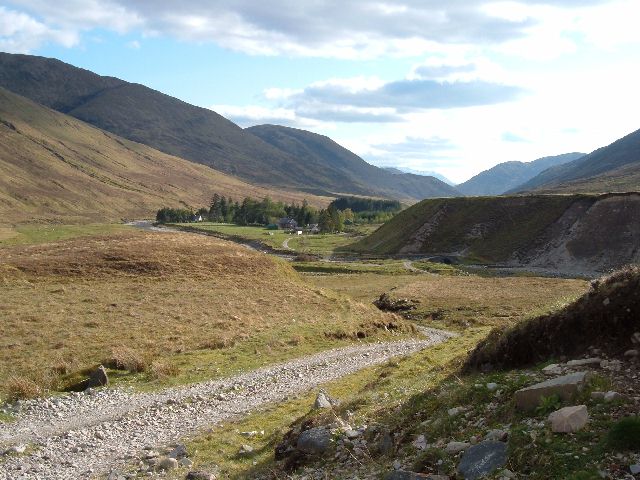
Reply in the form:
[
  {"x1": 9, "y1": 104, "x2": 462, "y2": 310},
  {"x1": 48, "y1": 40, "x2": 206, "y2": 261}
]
[
  {"x1": 347, "y1": 195, "x2": 599, "y2": 261},
  {"x1": 0, "y1": 223, "x2": 132, "y2": 248},
  {"x1": 305, "y1": 273, "x2": 588, "y2": 330},
  {"x1": 0, "y1": 230, "x2": 413, "y2": 400},
  {"x1": 175, "y1": 222, "x2": 378, "y2": 256},
  {"x1": 292, "y1": 260, "x2": 409, "y2": 275}
]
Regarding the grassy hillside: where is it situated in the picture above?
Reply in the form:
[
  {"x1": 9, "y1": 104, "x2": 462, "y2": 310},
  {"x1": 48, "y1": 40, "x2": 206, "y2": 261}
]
[
  {"x1": 349, "y1": 195, "x2": 583, "y2": 260},
  {"x1": 348, "y1": 193, "x2": 640, "y2": 274},
  {"x1": 0, "y1": 230, "x2": 410, "y2": 398},
  {"x1": 457, "y1": 153, "x2": 584, "y2": 196},
  {"x1": 0, "y1": 53, "x2": 457, "y2": 201},
  {"x1": 515, "y1": 127, "x2": 640, "y2": 192},
  {"x1": 0, "y1": 87, "x2": 327, "y2": 225},
  {"x1": 247, "y1": 124, "x2": 460, "y2": 199}
]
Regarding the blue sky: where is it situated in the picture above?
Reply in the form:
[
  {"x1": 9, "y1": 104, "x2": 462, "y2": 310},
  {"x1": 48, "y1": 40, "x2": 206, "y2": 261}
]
[{"x1": 2, "y1": 0, "x2": 640, "y2": 183}]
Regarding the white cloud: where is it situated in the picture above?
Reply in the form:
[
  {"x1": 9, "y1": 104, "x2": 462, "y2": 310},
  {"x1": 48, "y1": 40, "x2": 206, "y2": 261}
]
[{"x1": 0, "y1": 6, "x2": 78, "y2": 52}]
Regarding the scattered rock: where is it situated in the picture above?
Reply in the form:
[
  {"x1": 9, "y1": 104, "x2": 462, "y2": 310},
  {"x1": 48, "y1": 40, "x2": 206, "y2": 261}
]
[
  {"x1": 548, "y1": 405, "x2": 589, "y2": 433},
  {"x1": 457, "y1": 441, "x2": 508, "y2": 480},
  {"x1": 445, "y1": 441, "x2": 471, "y2": 454},
  {"x1": 542, "y1": 364, "x2": 562, "y2": 376},
  {"x1": 156, "y1": 456, "x2": 178, "y2": 471},
  {"x1": 412, "y1": 434, "x2": 427, "y2": 451},
  {"x1": 514, "y1": 371, "x2": 590, "y2": 410},
  {"x1": 604, "y1": 391, "x2": 625, "y2": 402},
  {"x1": 238, "y1": 444, "x2": 254, "y2": 456},
  {"x1": 168, "y1": 444, "x2": 188, "y2": 459},
  {"x1": 296, "y1": 427, "x2": 331, "y2": 455},
  {"x1": 566, "y1": 358, "x2": 602, "y2": 367},
  {"x1": 186, "y1": 471, "x2": 217, "y2": 480},
  {"x1": 314, "y1": 391, "x2": 333, "y2": 409},
  {"x1": 86, "y1": 365, "x2": 109, "y2": 389},
  {"x1": 374, "y1": 293, "x2": 418, "y2": 312},
  {"x1": 383, "y1": 471, "x2": 446, "y2": 480},
  {"x1": 3, "y1": 444, "x2": 26, "y2": 455}
]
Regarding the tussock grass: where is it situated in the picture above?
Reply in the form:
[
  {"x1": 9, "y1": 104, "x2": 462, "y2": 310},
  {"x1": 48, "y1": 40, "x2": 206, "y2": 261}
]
[
  {"x1": 5, "y1": 376, "x2": 42, "y2": 401},
  {"x1": 0, "y1": 230, "x2": 411, "y2": 399}
]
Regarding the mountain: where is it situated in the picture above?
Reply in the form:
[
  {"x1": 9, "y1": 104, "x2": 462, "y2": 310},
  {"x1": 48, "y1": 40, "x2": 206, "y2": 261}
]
[
  {"x1": 246, "y1": 125, "x2": 460, "y2": 199},
  {"x1": 0, "y1": 52, "x2": 457, "y2": 201},
  {"x1": 457, "y1": 153, "x2": 584, "y2": 196},
  {"x1": 0, "y1": 87, "x2": 325, "y2": 225},
  {"x1": 513, "y1": 128, "x2": 640, "y2": 193},
  {"x1": 348, "y1": 193, "x2": 640, "y2": 275},
  {"x1": 381, "y1": 166, "x2": 454, "y2": 185}
]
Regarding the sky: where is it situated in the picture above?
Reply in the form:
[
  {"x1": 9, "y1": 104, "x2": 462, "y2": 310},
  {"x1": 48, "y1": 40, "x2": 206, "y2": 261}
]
[{"x1": 1, "y1": 1, "x2": 640, "y2": 183}]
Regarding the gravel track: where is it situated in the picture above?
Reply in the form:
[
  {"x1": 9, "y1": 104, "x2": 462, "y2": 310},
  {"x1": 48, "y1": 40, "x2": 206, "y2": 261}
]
[{"x1": 0, "y1": 330, "x2": 454, "y2": 480}]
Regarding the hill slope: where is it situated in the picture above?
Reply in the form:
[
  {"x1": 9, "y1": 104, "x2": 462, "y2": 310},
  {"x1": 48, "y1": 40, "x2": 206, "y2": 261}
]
[
  {"x1": 349, "y1": 193, "x2": 640, "y2": 275},
  {"x1": 457, "y1": 153, "x2": 584, "y2": 196},
  {"x1": 247, "y1": 124, "x2": 459, "y2": 200},
  {"x1": 0, "y1": 87, "x2": 325, "y2": 225},
  {"x1": 514, "y1": 128, "x2": 640, "y2": 193},
  {"x1": 0, "y1": 53, "x2": 457, "y2": 201}
]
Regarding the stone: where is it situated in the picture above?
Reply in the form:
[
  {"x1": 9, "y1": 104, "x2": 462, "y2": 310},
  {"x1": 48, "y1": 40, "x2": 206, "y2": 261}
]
[
  {"x1": 445, "y1": 441, "x2": 471, "y2": 454},
  {"x1": 566, "y1": 358, "x2": 602, "y2": 367},
  {"x1": 591, "y1": 391, "x2": 606, "y2": 401},
  {"x1": 86, "y1": 365, "x2": 109, "y2": 389},
  {"x1": 457, "y1": 441, "x2": 508, "y2": 480},
  {"x1": 344, "y1": 429, "x2": 361, "y2": 439},
  {"x1": 624, "y1": 349, "x2": 639, "y2": 358},
  {"x1": 168, "y1": 444, "x2": 188, "y2": 459},
  {"x1": 542, "y1": 364, "x2": 562, "y2": 376},
  {"x1": 412, "y1": 434, "x2": 427, "y2": 451},
  {"x1": 186, "y1": 472, "x2": 217, "y2": 480},
  {"x1": 180, "y1": 458, "x2": 193, "y2": 467},
  {"x1": 238, "y1": 444, "x2": 254, "y2": 456},
  {"x1": 379, "y1": 431, "x2": 394, "y2": 455},
  {"x1": 448, "y1": 407, "x2": 464, "y2": 417},
  {"x1": 156, "y1": 457, "x2": 178, "y2": 471},
  {"x1": 514, "y1": 371, "x2": 590, "y2": 410},
  {"x1": 484, "y1": 429, "x2": 508, "y2": 442},
  {"x1": 632, "y1": 332, "x2": 640, "y2": 344},
  {"x1": 296, "y1": 427, "x2": 331, "y2": 455},
  {"x1": 630, "y1": 464, "x2": 640, "y2": 475},
  {"x1": 604, "y1": 391, "x2": 625, "y2": 402},
  {"x1": 314, "y1": 391, "x2": 332, "y2": 409},
  {"x1": 548, "y1": 405, "x2": 589, "y2": 433},
  {"x1": 486, "y1": 383, "x2": 498, "y2": 391},
  {"x1": 4, "y1": 444, "x2": 27, "y2": 455},
  {"x1": 383, "y1": 472, "x2": 446, "y2": 480}
]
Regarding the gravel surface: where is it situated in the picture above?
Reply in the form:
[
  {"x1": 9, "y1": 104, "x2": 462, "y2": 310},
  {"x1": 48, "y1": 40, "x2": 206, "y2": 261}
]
[{"x1": 0, "y1": 330, "x2": 454, "y2": 480}]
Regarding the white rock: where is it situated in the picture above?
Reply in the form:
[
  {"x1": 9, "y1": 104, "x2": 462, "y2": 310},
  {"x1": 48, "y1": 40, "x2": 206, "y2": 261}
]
[
  {"x1": 412, "y1": 435, "x2": 427, "y2": 451},
  {"x1": 548, "y1": 405, "x2": 589, "y2": 433},
  {"x1": 542, "y1": 364, "x2": 563, "y2": 376},
  {"x1": 486, "y1": 383, "x2": 499, "y2": 391},
  {"x1": 566, "y1": 358, "x2": 602, "y2": 367}
]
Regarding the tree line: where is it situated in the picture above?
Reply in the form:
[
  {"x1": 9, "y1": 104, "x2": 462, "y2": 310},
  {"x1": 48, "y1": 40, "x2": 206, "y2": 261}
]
[{"x1": 156, "y1": 194, "x2": 401, "y2": 232}]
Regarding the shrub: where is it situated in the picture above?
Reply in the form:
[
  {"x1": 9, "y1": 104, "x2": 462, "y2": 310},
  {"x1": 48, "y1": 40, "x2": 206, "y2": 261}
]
[
  {"x1": 105, "y1": 346, "x2": 148, "y2": 373},
  {"x1": 608, "y1": 417, "x2": 640, "y2": 451},
  {"x1": 5, "y1": 376, "x2": 42, "y2": 401}
]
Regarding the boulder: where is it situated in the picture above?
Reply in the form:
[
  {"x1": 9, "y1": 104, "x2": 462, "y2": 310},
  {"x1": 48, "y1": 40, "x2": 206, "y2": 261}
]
[
  {"x1": 457, "y1": 441, "x2": 507, "y2": 480},
  {"x1": 168, "y1": 444, "x2": 188, "y2": 459},
  {"x1": 542, "y1": 364, "x2": 562, "y2": 376},
  {"x1": 445, "y1": 441, "x2": 471, "y2": 455},
  {"x1": 548, "y1": 405, "x2": 588, "y2": 433},
  {"x1": 86, "y1": 365, "x2": 109, "y2": 389},
  {"x1": 604, "y1": 391, "x2": 625, "y2": 402},
  {"x1": 296, "y1": 427, "x2": 331, "y2": 455},
  {"x1": 514, "y1": 371, "x2": 589, "y2": 410},
  {"x1": 624, "y1": 349, "x2": 638, "y2": 358},
  {"x1": 238, "y1": 444, "x2": 254, "y2": 456},
  {"x1": 379, "y1": 431, "x2": 394, "y2": 455}
]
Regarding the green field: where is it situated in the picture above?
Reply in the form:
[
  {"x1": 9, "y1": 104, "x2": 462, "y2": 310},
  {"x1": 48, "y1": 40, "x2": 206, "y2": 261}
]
[
  {"x1": 174, "y1": 222, "x2": 378, "y2": 255},
  {"x1": 0, "y1": 223, "x2": 132, "y2": 248}
]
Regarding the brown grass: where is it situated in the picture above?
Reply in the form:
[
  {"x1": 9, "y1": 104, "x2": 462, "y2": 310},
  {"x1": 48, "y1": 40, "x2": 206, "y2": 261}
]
[
  {"x1": 105, "y1": 346, "x2": 149, "y2": 373},
  {"x1": 305, "y1": 273, "x2": 588, "y2": 328},
  {"x1": 0, "y1": 230, "x2": 406, "y2": 398},
  {"x1": 5, "y1": 376, "x2": 42, "y2": 401}
]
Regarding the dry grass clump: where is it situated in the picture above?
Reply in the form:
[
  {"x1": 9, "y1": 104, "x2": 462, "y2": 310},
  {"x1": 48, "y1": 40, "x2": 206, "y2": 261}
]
[
  {"x1": 104, "y1": 346, "x2": 149, "y2": 373},
  {"x1": 199, "y1": 337, "x2": 237, "y2": 350},
  {"x1": 149, "y1": 360, "x2": 179, "y2": 380},
  {"x1": 5, "y1": 376, "x2": 42, "y2": 401}
]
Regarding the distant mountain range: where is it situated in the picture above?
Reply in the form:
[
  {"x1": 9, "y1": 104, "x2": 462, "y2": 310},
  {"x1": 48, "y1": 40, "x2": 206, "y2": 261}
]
[
  {"x1": 512, "y1": 128, "x2": 640, "y2": 193},
  {"x1": 381, "y1": 167, "x2": 454, "y2": 185},
  {"x1": 0, "y1": 52, "x2": 456, "y2": 202},
  {"x1": 457, "y1": 153, "x2": 585, "y2": 196},
  {"x1": 0, "y1": 87, "x2": 325, "y2": 224}
]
